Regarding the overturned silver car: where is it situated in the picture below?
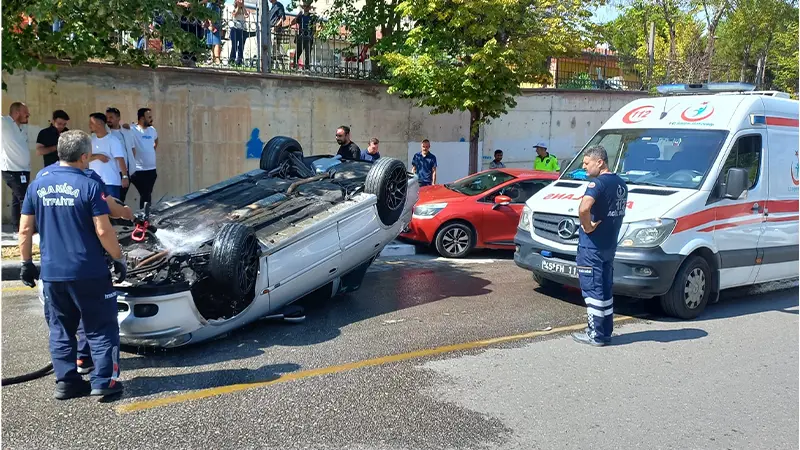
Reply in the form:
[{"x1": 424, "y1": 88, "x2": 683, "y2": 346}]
[{"x1": 45, "y1": 136, "x2": 419, "y2": 348}]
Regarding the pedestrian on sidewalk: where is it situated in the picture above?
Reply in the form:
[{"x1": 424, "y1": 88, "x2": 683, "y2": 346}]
[
  {"x1": 105, "y1": 107, "x2": 136, "y2": 203},
  {"x1": 572, "y1": 145, "x2": 627, "y2": 347},
  {"x1": 335, "y1": 125, "x2": 361, "y2": 160},
  {"x1": 2, "y1": 102, "x2": 31, "y2": 235},
  {"x1": 36, "y1": 110, "x2": 70, "y2": 167},
  {"x1": 124, "y1": 108, "x2": 159, "y2": 209},
  {"x1": 19, "y1": 129, "x2": 126, "y2": 399},
  {"x1": 411, "y1": 139, "x2": 437, "y2": 186},
  {"x1": 489, "y1": 149, "x2": 505, "y2": 169},
  {"x1": 88, "y1": 113, "x2": 125, "y2": 199},
  {"x1": 360, "y1": 138, "x2": 381, "y2": 162}
]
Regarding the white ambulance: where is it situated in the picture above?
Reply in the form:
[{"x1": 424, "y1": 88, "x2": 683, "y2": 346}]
[{"x1": 514, "y1": 83, "x2": 799, "y2": 319}]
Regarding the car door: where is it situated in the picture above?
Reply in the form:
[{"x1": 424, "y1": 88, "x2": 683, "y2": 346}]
[
  {"x1": 480, "y1": 180, "x2": 550, "y2": 246},
  {"x1": 710, "y1": 132, "x2": 767, "y2": 289}
]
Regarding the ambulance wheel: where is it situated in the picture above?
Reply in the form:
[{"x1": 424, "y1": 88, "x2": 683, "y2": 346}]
[
  {"x1": 434, "y1": 222, "x2": 474, "y2": 258},
  {"x1": 660, "y1": 255, "x2": 711, "y2": 320},
  {"x1": 532, "y1": 273, "x2": 561, "y2": 292}
]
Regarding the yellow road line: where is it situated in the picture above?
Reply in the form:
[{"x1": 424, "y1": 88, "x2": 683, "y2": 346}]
[{"x1": 116, "y1": 315, "x2": 636, "y2": 415}]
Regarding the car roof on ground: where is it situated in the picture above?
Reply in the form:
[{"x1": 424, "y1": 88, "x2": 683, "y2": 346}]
[{"x1": 494, "y1": 168, "x2": 560, "y2": 179}]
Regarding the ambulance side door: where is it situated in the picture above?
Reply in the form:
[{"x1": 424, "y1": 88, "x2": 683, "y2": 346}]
[{"x1": 710, "y1": 131, "x2": 767, "y2": 289}]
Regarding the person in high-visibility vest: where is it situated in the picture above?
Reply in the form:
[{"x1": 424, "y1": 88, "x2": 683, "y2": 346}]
[{"x1": 533, "y1": 141, "x2": 560, "y2": 172}]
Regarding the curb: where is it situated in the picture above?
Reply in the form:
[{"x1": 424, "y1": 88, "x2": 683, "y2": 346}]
[
  {"x1": 1, "y1": 261, "x2": 40, "y2": 281},
  {"x1": 379, "y1": 241, "x2": 417, "y2": 258}
]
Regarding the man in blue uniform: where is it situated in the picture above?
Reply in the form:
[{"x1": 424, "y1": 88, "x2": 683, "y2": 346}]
[
  {"x1": 19, "y1": 130, "x2": 128, "y2": 399},
  {"x1": 36, "y1": 162, "x2": 133, "y2": 376},
  {"x1": 411, "y1": 139, "x2": 437, "y2": 186},
  {"x1": 572, "y1": 145, "x2": 628, "y2": 347}
]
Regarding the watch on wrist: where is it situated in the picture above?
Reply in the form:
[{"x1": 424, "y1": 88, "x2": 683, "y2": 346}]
[{"x1": 122, "y1": 175, "x2": 129, "y2": 179}]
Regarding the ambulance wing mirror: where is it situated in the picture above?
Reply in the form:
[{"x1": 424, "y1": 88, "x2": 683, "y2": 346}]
[{"x1": 723, "y1": 168, "x2": 748, "y2": 199}]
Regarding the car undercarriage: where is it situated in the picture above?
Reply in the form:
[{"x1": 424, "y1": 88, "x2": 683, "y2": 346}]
[{"x1": 113, "y1": 136, "x2": 411, "y2": 323}]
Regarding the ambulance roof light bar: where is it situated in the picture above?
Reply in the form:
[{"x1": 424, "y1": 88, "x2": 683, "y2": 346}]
[{"x1": 656, "y1": 82, "x2": 757, "y2": 96}]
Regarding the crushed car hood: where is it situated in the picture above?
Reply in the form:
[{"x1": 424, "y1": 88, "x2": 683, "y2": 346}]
[{"x1": 416, "y1": 184, "x2": 469, "y2": 204}]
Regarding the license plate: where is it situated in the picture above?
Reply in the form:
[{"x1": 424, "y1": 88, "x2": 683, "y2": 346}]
[{"x1": 540, "y1": 260, "x2": 578, "y2": 278}]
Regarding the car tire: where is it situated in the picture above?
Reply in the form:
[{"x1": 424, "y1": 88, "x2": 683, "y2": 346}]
[
  {"x1": 364, "y1": 157, "x2": 408, "y2": 226},
  {"x1": 260, "y1": 136, "x2": 304, "y2": 172},
  {"x1": 434, "y1": 222, "x2": 475, "y2": 258},
  {"x1": 659, "y1": 255, "x2": 711, "y2": 320},
  {"x1": 210, "y1": 223, "x2": 261, "y2": 300}
]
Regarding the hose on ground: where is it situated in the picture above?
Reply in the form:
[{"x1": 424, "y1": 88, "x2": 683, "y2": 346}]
[{"x1": 1, "y1": 363, "x2": 54, "y2": 386}]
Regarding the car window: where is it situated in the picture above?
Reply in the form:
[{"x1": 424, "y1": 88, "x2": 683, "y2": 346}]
[
  {"x1": 484, "y1": 180, "x2": 551, "y2": 204},
  {"x1": 444, "y1": 170, "x2": 516, "y2": 196},
  {"x1": 720, "y1": 134, "x2": 762, "y2": 190}
]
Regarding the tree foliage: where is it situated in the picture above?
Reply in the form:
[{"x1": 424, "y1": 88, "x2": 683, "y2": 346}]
[
  {"x1": 2, "y1": 0, "x2": 215, "y2": 89},
  {"x1": 377, "y1": 0, "x2": 596, "y2": 173}
]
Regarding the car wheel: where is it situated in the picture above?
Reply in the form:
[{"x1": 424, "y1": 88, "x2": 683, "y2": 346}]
[
  {"x1": 210, "y1": 223, "x2": 261, "y2": 300},
  {"x1": 434, "y1": 222, "x2": 475, "y2": 258},
  {"x1": 260, "y1": 136, "x2": 304, "y2": 171},
  {"x1": 659, "y1": 255, "x2": 711, "y2": 320},
  {"x1": 365, "y1": 157, "x2": 408, "y2": 226}
]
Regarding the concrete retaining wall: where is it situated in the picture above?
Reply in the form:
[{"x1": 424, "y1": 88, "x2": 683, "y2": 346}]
[{"x1": 1, "y1": 64, "x2": 648, "y2": 221}]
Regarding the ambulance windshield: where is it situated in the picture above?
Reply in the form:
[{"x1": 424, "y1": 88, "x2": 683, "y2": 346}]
[{"x1": 562, "y1": 128, "x2": 729, "y2": 189}]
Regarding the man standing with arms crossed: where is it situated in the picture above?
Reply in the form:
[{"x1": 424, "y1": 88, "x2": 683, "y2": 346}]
[
  {"x1": 36, "y1": 110, "x2": 70, "y2": 167},
  {"x1": 88, "y1": 113, "x2": 125, "y2": 199},
  {"x1": 19, "y1": 130, "x2": 127, "y2": 399},
  {"x1": 572, "y1": 145, "x2": 627, "y2": 347},
  {"x1": 2, "y1": 102, "x2": 31, "y2": 236}
]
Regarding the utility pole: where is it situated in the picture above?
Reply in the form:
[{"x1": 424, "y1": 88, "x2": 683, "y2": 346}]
[{"x1": 260, "y1": 0, "x2": 271, "y2": 73}]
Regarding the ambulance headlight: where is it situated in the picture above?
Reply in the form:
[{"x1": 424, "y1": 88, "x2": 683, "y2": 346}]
[
  {"x1": 619, "y1": 219, "x2": 676, "y2": 248},
  {"x1": 519, "y1": 205, "x2": 532, "y2": 230},
  {"x1": 413, "y1": 202, "x2": 447, "y2": 219}
]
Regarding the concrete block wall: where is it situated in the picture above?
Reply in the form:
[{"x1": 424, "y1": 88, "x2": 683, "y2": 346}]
[{"x1": 1, "y1": 64, "x2": 647, "y2": 221}]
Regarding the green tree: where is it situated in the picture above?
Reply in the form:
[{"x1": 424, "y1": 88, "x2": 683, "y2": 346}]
[
  {"x1": 2, "y1": 0, "x2": 215, "y2": 90},
  {"x1": 378, "y1": 0, "x2": 595, "y2": 173}
]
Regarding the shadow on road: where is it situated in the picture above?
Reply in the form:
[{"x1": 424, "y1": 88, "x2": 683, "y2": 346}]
[
  {"x1": 117, "y1": 362, "x2": 301, "y2": 400},
  {"x1": 610, "y1": 328, "x2": 708, "y2": 346},
  {"x1": 120, "y1": 259, "x2": 493, "y2": 368}
]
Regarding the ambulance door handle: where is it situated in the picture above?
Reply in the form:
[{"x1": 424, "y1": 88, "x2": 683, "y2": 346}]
[{"x1": 751, "y1": 203, "x2": 759, "y2": 212}]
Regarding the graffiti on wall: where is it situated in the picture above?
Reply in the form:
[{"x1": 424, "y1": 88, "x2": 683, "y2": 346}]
[{"x1": 246, "y1": 128, "x2": 264, "y2": 159}]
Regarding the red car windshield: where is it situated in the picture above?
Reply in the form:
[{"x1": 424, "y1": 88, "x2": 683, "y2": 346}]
[{"x1": 445, "y1": 170, "x2": 516, "y2": 196}]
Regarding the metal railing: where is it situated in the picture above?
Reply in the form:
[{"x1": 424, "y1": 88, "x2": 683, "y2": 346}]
[
  {"x1": 550, "y1": 52, "x2": 770, "y2": 91},
  {"x1": 130, "y1": 7, "x2": 375, "y2": 79}
]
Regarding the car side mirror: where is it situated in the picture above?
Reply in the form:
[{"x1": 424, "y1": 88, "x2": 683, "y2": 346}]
[
  {"x1": 492, "y1": 195, "x2": 511, "y2": 209},
  {"x1": 723, "y1": 168, "x2": 749, "y2": 199}
]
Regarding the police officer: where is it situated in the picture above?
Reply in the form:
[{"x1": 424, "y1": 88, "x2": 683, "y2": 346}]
[
  {"x1": 19, "y1": 130, "x2": 127, "y2": 399},
  {"x1": 572, "y1": 145, "x2": 627, "y2": 347},
  {"x1": 533, "y1": 142, "x2": 560, "y2": 172}
]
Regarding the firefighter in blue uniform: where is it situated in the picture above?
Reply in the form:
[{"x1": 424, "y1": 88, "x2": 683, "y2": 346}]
[
  {"x1": 35, "y1": 162, "x2": 133, "y2": 376},
  {"x1": 19, "y1": 130, "x2": 128, "y2": 399},
  {"x1": 572, "y1": 145, "x2": 628, "y2": 347}
]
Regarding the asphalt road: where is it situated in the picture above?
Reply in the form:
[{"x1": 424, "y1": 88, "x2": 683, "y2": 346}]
[{"x1": 2, "y1": 251, "x2": 797, "y2": 450}]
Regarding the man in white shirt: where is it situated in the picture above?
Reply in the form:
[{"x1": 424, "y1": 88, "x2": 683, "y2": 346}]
[
  {"x1": 124, "y1": 107, "x2": 158, "y2": 209},
  {"x1": 1, "y1": 102, "x2": 31, "y2": 232},
  {"x1": 88, "y1": 113, "x2": 125, "y2": 199},
  {"x1": 105, "y1": 107, "x2": 136, "y2": 203}
]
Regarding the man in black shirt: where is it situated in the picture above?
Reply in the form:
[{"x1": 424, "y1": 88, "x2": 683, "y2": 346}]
[
  {"x1": 335, "y1": 125, "x2": 361, "y2": 160},
  {"x1": 36, "y1": 110, "x2": 70, "y2": 167}
]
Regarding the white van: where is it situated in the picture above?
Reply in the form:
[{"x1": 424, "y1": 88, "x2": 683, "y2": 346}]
[{"x1": 514, "y1": 83, "x2": 799, "y2": 319}]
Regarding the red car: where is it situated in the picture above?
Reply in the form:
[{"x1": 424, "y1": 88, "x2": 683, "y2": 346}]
[{"x1": 400, "y1": 168, "x2": 559, "y2": 258}]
